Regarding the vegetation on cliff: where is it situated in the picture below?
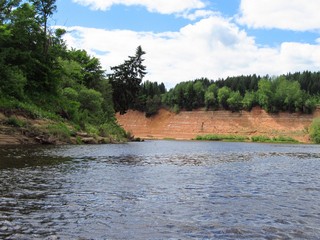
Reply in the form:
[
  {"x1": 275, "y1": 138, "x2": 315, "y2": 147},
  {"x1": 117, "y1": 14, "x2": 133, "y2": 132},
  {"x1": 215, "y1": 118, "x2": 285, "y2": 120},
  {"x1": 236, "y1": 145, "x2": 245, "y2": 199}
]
[
  {"x1": 0, "y1": 0, "x2": 130, "y2": 143},
  {"x1": 127, "y1": 72, "x2": 320, "y2": 120}
]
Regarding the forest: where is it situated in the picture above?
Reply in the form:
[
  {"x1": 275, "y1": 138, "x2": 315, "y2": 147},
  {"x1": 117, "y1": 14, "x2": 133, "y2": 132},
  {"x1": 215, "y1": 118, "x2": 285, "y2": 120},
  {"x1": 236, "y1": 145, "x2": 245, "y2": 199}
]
[
  {"x1": 134, "y1": 72, "x2": 320, "y2": 117},
  {"x1": 1, "y1": 0, "x2": 320, "y2": 143}
]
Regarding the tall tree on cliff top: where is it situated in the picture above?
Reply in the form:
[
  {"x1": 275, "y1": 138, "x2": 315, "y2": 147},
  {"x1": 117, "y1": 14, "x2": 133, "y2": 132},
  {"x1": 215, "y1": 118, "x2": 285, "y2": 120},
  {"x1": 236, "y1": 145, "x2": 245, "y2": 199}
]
[
  {"x1": 109, "y1": 46, "x2": 147, "y2": 114},
  {"x1": 30, "y1": 0, "x2": 57, "y2": 56},
  {"x1": 0, "y1": 0, "x2": 21, "y2": 22}
]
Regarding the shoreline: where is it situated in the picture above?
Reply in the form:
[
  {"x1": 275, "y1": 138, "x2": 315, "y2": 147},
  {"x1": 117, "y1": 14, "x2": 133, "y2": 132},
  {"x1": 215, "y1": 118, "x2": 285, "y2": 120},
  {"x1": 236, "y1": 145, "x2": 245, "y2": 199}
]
[
  {"x1": 0, "y1": 111, "x2": 124, "y2": 145},
  {"x1": 1, "y1": 107, "x2": 319, "y2": 145}
]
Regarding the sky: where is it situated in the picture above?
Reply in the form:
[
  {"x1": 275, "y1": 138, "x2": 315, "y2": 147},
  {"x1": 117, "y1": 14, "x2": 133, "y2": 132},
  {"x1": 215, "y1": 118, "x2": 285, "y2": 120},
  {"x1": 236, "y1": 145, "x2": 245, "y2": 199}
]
[{"x1": 53, "y1": 0, "x2": 320, "y2": 88}]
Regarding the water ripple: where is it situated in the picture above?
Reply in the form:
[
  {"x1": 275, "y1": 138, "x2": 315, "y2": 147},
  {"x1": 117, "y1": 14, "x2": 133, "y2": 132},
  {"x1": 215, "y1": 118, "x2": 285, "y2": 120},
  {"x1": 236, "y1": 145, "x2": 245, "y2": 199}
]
[{"x1": 0, "y1": 141, "x2": 320, "y2": 239}]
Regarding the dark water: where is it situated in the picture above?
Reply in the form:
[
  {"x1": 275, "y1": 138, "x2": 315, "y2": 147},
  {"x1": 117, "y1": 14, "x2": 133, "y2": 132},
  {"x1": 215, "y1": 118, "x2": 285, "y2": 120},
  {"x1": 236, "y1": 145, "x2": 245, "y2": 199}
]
[{"x1": 0, "y1": 141, "x2": 320, "y2": 239}]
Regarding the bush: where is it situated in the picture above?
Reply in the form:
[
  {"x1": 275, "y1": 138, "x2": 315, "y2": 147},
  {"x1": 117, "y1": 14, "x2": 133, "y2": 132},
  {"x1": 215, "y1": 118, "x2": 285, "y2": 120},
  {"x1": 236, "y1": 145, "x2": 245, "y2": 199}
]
[
  {"x1": 46, "y1": 123, "x2": 71, "y2": 142},
  {"x1": 195, "y1": 134, "x2": 248, "y2": 142},
  {"x1": 78, "y1": 88, "x2": 103, "y2": 113},
  {"x1": 310, "y1": 118, "x2": 320, "y2": 144},
  {"x1": 99, "y1": 121, "x2": 127, "y2": 139},
  {"x1": 4, "y1": 116, "x2": 26, "y2": 127},
  {"x1": 251, "y1": 135, "x2": 271, "y2": 142},
  {"x1": 251, "y1": 135, "x2": 299, "y2": 143}
]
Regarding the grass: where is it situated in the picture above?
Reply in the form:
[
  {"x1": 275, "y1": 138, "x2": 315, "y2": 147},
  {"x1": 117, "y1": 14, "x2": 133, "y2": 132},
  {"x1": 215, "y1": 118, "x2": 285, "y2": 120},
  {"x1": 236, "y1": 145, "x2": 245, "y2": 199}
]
[
  {"x1": 251, "y1": 135, "x2": 299, "y2": 144},
  {"x1": 4, "y1": 116, "x2": 27, "y2": 128},
  {"x1": 46, "y1": 123, "x2": 72, "y2": 142},
  {"x1": 195, "y1": 134, "x2": 299, "y2": 144},
  {"x1": 0, "y1": 97, "x2": 61, "y2": 120},
  {"x1": 195, "y1": 134, "x2": 249, "y2": 142}
]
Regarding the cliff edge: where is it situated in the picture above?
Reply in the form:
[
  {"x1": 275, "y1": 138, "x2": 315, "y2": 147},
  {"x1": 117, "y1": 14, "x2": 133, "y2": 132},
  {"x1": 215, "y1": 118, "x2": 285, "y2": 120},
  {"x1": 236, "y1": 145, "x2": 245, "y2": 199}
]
[{"x1": 116, "y1": 107, "x2": 320, "y2": 143}]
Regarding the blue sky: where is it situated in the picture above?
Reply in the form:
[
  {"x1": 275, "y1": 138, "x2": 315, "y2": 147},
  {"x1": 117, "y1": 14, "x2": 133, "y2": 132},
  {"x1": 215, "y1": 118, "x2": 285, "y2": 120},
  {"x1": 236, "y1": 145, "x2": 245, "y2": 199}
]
[{"x1": 53, "y1": 0, "x2": 320, "y2": 88}]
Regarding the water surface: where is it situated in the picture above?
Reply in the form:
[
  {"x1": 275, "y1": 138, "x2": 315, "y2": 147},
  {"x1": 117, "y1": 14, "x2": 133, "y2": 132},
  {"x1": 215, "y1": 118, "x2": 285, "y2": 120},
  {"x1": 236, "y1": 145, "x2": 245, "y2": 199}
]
[{"x1": 0, "y1": 141, "x2": 320, "y2": 239}]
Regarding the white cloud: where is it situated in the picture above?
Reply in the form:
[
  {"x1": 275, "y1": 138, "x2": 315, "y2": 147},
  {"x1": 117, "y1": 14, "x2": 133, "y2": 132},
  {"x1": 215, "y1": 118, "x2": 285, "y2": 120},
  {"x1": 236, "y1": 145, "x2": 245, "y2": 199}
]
[
  {"x1": 72, "y1": 0, "x2": 205, "y2": 14},
  {"x1": 60, "y1": 15, "x2": 320, "y2": 88},
  {"x1": 279, "y1": 42, "x2": 320, "y2": 71},
  {"x1": 238, "y1": 0, "x2": 320, "y2": 31},
  {"x1": 180, "y1": 9, "x2": 218, "y2": 21}
]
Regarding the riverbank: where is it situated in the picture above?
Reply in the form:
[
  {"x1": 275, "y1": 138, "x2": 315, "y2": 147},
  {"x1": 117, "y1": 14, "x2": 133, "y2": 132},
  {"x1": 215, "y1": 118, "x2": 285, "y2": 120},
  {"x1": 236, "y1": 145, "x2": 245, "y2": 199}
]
[
  {"x1": 0, "y1": 111, "x2": 125, "y2": 145},
  {"x1": 116, "y1": 107, "x2": 320, "y2": 143}
]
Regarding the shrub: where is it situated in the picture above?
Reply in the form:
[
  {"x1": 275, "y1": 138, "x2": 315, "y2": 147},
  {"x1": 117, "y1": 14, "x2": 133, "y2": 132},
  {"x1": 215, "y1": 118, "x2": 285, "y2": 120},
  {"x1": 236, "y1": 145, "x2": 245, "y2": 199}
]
[
  {"x1": 251, "y1": 135, "x2": 271, "y2": 142},
  {"x1": 251, "y1": 135, "x2": 299, "y2": 143},
  {"x1": 46, "y1": 123, "x2": 71, "y2": 142},
  {"x1": 5, "y1": 116, "x2": 26, "y2": 127},
  {"x1": 99, "y1": 121, "x2": 127, "y2": 139},
  {"x1": 310, "y1": 118, "x2": 320, "y2": 144},
  {"x1": 78, "y1": 88, "x2": 103, "y2": 113},
  {"x1": 195, "y1": 134, "x2": 248, "y2": 142}
]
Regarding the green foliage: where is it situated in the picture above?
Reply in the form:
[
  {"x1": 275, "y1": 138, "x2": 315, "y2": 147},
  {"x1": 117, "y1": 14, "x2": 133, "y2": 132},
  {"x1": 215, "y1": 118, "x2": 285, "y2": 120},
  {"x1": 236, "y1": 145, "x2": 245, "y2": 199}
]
[
  {"x1": 0, "y1": 1, "x2": 128, "y2": 142},
  {"x1": 145, "y1": 95, "x2": 161, "y2": 117},
  {"x1": 251, "y1": 135, "x2": 299, "y2": 144},
  {"x1": 172, "y1": 104, "x2": 180, "y2": 114},
  {"x1": 195, "y1": 134, "x2": 248, "y2": 142},
  {"x1": 242, "y1": 91, "x2": 256, "y2": 111},
  {"x1": 257, "y1": 79, "x2": 273, "y2": 112},
  {"x1": 217, "y1": 86, "x2": 231, "y2": 109},
  {"x1": 131, "y1": 80, "x2": 166, "y2": 117},
  {"x1": 0, "y1": 96, "x2": 60, "y2": 120},
  {"x1": 196, "y1": 134, "x2": 298, "y2": 143},
  {"x1": 140, "y1": 74, "x2": 319, "y2": 115},
  {"x1": 0, "y1": 66, "x2": 26, "y2": 99},
  {"x1": 309, "y1": 118, "x2": 320, "y2": 144},
  {"x1": 99, "y1": 121, "x2": 127, "y2": 140},
  {"x1": 46, "y1": 123, "x2": 71, "y2": 142},
  {"x1": 62, "y1": 87, "x2": 78, "y2": 101},
  {"x1": 109, "y1": 46, "x2": 147, "y2": 114},
  {"x1": 251, "y1": 135, "x2": 271, "y2": 142},
  {"x1": 227, "y1": 91, "x2": 243, "y2": 112},
  {"x1": 204, "y1": 83, "x2": 218, "y2": 110},
  {"x1": 78, "y1": 88, "x2": 103, "y2": 113},
  {"x1": 4, "y1": 116, "x2": 26, "y2": 127}
]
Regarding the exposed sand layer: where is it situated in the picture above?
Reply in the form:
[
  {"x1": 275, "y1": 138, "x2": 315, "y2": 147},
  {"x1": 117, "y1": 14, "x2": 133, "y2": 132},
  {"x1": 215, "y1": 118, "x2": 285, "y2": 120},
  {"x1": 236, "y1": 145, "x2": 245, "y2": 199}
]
[{"x1": 116, "y1": 107, "x2": 320, "y2": 143}]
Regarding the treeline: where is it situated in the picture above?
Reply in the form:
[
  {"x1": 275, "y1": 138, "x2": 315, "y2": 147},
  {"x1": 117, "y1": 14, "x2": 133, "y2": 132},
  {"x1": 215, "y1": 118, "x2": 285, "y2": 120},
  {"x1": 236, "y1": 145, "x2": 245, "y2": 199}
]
[
  {"x1": 0, "y1": 0, "x2": 127, "y2": 139},
  {"x1": 133, "y1": 72, "x2": 320, "y2": 116}
]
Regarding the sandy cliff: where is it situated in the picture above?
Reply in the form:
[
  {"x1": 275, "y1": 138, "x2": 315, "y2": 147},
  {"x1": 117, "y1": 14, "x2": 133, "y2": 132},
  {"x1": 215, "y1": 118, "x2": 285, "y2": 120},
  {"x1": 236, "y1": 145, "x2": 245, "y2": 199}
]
[{"x1": 116, "y1": 107, "x2": 320, "y2": 143}]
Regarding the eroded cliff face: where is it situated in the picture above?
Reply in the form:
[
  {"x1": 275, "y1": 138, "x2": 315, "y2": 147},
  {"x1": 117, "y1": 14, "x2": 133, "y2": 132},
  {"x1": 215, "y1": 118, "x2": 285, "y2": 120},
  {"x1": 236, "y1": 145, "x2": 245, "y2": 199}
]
[{"x1": 116, "y1": 107, "x2": 320, "y2": 143}]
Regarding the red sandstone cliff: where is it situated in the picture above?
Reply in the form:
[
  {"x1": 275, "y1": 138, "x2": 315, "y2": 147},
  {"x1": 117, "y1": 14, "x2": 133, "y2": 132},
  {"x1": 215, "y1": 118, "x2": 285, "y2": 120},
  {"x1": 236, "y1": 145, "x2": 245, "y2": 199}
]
[{"x1": 116, "y1": 107, "x2": 320, "y2": 143}]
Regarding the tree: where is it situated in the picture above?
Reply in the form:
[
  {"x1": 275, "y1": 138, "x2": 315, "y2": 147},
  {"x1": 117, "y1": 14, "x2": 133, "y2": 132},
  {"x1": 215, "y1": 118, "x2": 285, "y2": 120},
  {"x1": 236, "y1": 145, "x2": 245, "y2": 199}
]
[
  {"x1": 204, "y1": 83, "x2": 218, "y2": 110},
  {"x1": 218, "y1": 86, "x2": 231, "y2": 109},
  {"x1": 0, "y1": 0, "x2": 21, "y2": 22},
  {"x1": 257, "y1": 79, "x2": 273, "y2": 112},
  {"x1": 242, "y1": 91, "x2": 256, "y2": 111},
  {"x1": 227, "y1": 91, "x2": 243, "y2": 112},
  {"x1": 30, "y1": 0, "x2": 57, "y2": 56},
  {"x1": 68, "y1": 49, "x2": 105, "y2": 90},
  {"x1": 109, "y1": 46, "x2": 147, "y2": 114}
]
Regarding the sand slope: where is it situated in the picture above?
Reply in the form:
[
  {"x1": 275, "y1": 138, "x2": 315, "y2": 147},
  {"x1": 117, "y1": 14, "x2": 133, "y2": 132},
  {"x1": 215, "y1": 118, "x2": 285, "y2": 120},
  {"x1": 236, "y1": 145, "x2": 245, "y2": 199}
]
[{"x1": 116, "y1": 107, "x2": 320, "y2": 143}]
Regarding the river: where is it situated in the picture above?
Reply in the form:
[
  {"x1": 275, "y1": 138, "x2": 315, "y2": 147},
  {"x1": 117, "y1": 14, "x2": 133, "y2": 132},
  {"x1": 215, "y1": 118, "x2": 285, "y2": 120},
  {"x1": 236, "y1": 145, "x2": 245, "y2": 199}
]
[{"x1": 0, "y1": 141, "x2": 320, "y2": 239}]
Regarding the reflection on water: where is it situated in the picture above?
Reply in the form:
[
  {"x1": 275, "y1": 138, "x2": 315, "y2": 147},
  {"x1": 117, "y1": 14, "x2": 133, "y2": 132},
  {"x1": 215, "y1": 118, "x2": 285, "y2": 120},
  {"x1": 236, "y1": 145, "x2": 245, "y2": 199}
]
[{"x1": 0, "y1": 141, "x2": 320, "y2": 239}]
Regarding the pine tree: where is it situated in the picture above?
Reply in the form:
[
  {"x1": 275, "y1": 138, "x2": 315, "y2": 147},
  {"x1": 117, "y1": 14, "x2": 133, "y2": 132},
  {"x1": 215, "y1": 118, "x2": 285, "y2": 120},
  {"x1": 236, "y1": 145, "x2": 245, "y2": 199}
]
[{"x1": 109, "y1": 46, "x2": 147, "y2": 114}]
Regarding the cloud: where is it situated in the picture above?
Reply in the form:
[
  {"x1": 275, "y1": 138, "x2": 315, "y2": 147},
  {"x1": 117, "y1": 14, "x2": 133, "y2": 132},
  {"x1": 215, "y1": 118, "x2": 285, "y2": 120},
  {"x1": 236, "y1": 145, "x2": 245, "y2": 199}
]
[
  {"x1": 60, "y1": 15, "x2": 320, "y2": 88},
  {"x1": 72, "y1": 0, "x2": 206, "y2": 14},
  {"x1": 238, "y1": 0, "x2": 320, "y2": 31},
  {"x1": 180, "y1": 9, "x2": 218, "y2": 21}
]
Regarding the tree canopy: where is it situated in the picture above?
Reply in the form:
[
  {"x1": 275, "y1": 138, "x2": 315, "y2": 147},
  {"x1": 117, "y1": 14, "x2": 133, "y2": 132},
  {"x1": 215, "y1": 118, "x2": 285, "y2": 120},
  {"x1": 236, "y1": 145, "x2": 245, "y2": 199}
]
[
  {"x1": 0, "y1": 0, "x2": 126, "y2": 139},
  {"x1": 109, "y1": 46, "x2": 147, "y2": 114}
]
